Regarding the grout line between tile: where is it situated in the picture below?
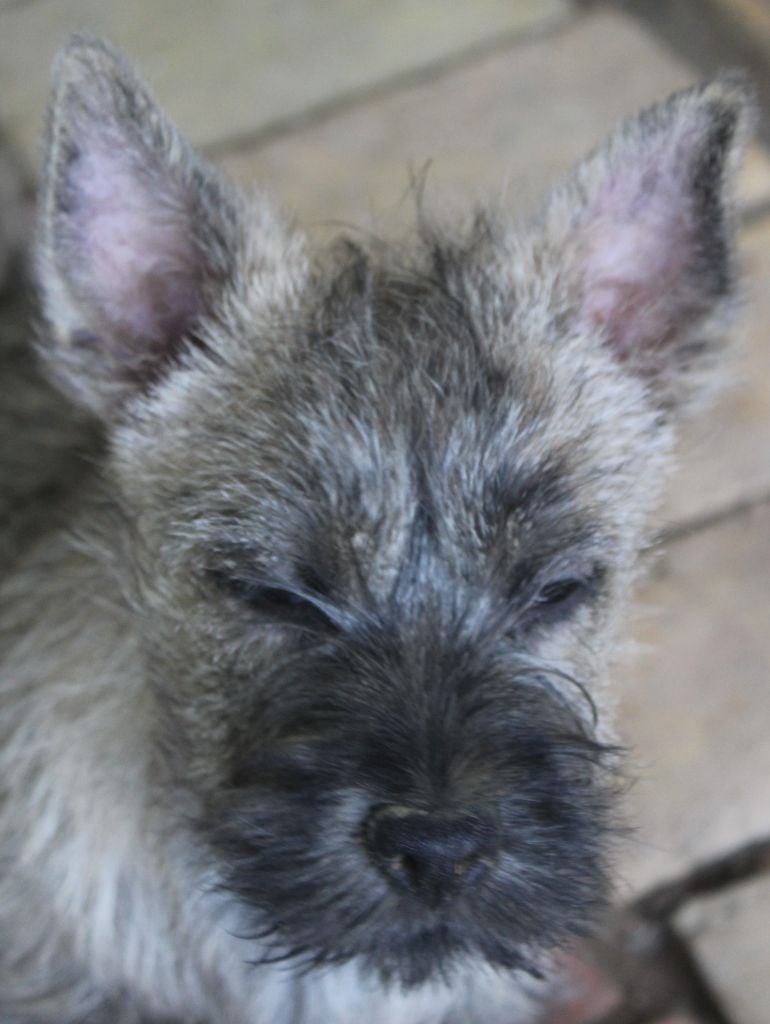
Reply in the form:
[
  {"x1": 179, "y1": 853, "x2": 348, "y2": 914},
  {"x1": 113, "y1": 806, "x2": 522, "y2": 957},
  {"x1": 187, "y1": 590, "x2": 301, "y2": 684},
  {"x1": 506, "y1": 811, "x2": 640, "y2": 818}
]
[
  {"x1": 202, "y1": 8, "x2": 579, "y2": 160},
  {"x1": 656, "y1": 488, "x2": 770, "y2": 547},
  {"x1": 0, "y1": 0, "x2": 38, "y2": 13}
]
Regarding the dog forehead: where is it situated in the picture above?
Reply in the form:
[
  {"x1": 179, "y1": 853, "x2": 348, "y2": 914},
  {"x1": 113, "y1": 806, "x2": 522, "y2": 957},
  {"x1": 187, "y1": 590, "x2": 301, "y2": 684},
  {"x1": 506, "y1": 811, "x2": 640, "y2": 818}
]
[
  {"x1": 122, "y1": 228, "x2": 647, "y2": 568},
  {"x1": 235, "y1": 269, "x2": 611, "y2": 499},
  {"x1": 180, "y1": 380, "x2": 592, "y2": 604}
]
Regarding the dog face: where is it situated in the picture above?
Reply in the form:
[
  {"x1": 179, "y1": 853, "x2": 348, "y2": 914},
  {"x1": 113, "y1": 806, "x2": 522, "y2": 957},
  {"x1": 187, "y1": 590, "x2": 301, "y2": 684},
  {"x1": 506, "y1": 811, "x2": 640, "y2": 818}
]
[{"x1": 36, "y1": 38, "x2": 750, "y2": 988}]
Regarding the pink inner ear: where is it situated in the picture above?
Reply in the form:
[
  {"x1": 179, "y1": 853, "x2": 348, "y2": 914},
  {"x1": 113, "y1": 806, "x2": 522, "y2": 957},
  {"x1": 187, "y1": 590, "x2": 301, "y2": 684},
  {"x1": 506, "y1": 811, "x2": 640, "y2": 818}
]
[
  {"x1": 75, "y1": 143, "x2": 200, "y2": 344},
  {"x1": 579, "y1": 153, "x2": 695, "y2": 357}
]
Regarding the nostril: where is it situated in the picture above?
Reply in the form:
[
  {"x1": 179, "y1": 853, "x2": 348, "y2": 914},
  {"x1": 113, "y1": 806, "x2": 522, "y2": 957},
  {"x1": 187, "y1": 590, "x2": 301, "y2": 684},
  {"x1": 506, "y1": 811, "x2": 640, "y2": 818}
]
[{"x1": 363, "y1": 805, "x2": 499, "y2": 907}]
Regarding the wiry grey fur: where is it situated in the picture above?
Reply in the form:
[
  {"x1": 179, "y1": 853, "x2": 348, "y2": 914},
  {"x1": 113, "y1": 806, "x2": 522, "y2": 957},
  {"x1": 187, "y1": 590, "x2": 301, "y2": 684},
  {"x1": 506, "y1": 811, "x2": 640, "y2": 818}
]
[{"x1": 0, "y1": 36, "x2": 753, "y2": 1024}]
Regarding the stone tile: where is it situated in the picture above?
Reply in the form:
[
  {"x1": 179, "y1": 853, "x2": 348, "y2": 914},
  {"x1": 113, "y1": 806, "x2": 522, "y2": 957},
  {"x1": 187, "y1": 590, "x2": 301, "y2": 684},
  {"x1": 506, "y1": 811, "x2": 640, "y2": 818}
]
[
  {"x1": 677, "y1": 874, "x2": 770, "y2": 1024},
  {"x1": 0, "y1": 0, "x2": 568, "y2": 166},
  {"x1": 614, "y1": 501, "x2": 770, "y2": 895},
  {"x1": 663, "y1": 216, "x2": 770, "y2": 526},
  {"x1": 711, "y1": 0, "x2": 770, "y2": 56},
  {"x1": 740, "y1": 146, "x2": 770, "y2": 210},
  {"x1": 220, "y1": 9, "x2": 770, "y2": 229}
]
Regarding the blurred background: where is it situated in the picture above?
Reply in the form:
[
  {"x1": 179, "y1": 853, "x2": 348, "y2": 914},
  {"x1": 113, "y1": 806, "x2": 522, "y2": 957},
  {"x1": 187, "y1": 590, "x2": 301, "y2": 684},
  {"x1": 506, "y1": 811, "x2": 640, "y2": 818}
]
[{"x1": 1, "y1": 0, "x2": 768, "y2": 1019}]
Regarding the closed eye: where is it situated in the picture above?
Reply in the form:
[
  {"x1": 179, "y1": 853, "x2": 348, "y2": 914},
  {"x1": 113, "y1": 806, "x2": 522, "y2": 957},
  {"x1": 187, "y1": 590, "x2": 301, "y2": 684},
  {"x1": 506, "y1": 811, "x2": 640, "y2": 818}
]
[
  {"x1": 521, "y1": 567, "x2": 604, "y2": 629},
  {"x1": 536, "y1": 577, "x2": 585, "y2": 607},
  {"x1": 212, "y1": 574, "x2": 339, "y2": 633}
]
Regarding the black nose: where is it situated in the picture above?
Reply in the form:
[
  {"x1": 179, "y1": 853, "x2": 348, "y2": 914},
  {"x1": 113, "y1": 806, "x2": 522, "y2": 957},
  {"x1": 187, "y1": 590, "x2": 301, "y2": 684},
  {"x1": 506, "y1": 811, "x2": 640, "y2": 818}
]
[{"x1": 363, "y1": 805, "x2": 499, "y2": 907}]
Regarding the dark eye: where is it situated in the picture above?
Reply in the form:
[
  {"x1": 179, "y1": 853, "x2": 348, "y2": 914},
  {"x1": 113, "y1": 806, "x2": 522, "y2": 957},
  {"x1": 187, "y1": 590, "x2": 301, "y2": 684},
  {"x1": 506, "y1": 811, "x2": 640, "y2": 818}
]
[
  {"x1": 213, "y1": 574, "x2": 338, "y2": 633},
  {"x1": 536, "y1": 578, "x2": 585, "y2": 607},
  {"x1": 523, "y1": 568, "x2": 603, "y2": 628}
]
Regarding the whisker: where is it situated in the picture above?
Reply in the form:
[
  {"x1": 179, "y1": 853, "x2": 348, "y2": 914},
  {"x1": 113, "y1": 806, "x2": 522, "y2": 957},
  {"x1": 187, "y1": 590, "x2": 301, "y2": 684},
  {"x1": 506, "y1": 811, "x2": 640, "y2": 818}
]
[{"x1": 514, "y1": 657, "x2": 600, "y2": 727}]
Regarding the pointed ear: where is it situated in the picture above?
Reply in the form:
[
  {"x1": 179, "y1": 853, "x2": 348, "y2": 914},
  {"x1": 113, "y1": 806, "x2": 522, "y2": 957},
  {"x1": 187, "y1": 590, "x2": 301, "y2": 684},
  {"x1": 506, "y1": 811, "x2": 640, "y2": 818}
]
[
  {"x1": 36, "y1": 35, "x2": 241, "y2": 418},
  {"x1": 543, "y1": 75, "x2": 754, "y2": 414}
]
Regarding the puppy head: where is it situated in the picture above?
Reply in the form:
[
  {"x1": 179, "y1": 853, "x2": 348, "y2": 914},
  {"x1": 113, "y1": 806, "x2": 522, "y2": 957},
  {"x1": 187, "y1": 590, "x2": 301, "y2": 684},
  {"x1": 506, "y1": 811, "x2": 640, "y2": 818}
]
[{"x1": 37, "y1": 37, "x2": 751, "y2": 984}]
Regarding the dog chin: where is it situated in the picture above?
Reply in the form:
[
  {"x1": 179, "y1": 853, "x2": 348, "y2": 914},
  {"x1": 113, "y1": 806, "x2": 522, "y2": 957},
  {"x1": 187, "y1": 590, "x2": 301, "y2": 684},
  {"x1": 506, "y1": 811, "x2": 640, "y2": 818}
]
[
  {"x1": 361, "y1": 931, "x2": 546, "y2": 990},
  {"x1": 248, "y1": 920, "x2": 542, "y2": 990}
]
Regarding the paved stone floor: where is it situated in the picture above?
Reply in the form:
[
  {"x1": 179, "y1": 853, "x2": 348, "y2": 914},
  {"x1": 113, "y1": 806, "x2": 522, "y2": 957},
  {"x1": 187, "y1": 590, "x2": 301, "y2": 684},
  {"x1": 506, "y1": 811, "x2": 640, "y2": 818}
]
[{"x1": 1, "y1": 1, "x2": 769, "y2": 1020}]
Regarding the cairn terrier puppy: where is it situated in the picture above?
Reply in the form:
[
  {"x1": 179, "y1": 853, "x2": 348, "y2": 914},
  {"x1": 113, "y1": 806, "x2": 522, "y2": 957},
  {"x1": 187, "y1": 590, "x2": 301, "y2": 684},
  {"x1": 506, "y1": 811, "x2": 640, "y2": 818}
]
[{"x1": 0, "y1": 36, "x2": 752, "y2": 1024}]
